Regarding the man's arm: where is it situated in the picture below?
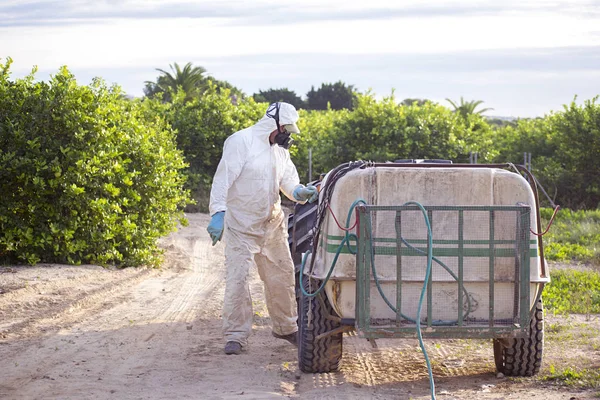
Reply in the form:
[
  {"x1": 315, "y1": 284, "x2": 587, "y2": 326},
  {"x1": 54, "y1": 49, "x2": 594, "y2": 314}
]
[
  {"x1": 280, "y1": 153, "x2": 302, "y2": 202},
  {"x1": 209, "y1": 135, "x2": 246, "y2": 216}
]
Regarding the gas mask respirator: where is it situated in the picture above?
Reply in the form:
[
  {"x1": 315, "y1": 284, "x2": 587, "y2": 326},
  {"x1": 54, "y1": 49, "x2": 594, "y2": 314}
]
[
  {"x1": 266, "y1": 103, "x2": 294, "y2": 150},
  {"x1": 274, "y1": 130, "x2": 293, "y2": 149}
]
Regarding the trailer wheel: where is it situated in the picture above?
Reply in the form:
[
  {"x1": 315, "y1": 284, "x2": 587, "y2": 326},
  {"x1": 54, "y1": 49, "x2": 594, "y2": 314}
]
[
  {"x1": 493, "y1": 298, "x2": 544, "y2": 377},
  {"x1": 298, "y1": 275, "x2": 343, "y2": 373}
]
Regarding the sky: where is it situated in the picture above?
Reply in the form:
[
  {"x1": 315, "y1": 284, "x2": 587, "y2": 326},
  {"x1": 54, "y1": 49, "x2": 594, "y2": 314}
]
[{"x1": 1, "y1": 0, "x2": 600, "y2": 117}]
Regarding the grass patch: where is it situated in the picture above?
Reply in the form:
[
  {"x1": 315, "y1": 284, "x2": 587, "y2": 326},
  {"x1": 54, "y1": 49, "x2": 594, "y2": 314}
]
[
  {"x1": 542, "y1": 365, "x2": 600, "y2": 389},
  {"x1": 543, "y1": 269, "x2": 600, "y2": 314},
  {"x1": 541, "y1": 207, "x2": 600, "y2": 265},
  {"x1": 546, "y1": 319, "x2": 600, "y2": 350}
]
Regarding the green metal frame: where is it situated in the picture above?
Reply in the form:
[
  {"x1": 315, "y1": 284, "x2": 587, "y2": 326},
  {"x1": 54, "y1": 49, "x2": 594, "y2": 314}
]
[{"x1": 355, "y1": 204, "x2": 532, "y2": 339}]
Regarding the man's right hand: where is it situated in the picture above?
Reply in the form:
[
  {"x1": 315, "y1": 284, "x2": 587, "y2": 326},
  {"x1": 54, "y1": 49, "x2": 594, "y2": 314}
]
[{"x1": 207, "y1": 211, "x2": 225, "y2": 245}]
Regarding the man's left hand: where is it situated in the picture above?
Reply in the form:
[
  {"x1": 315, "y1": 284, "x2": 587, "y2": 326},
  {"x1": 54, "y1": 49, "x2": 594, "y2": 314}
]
[{"x1": 293, "y1": 185, "x2": 319, "y2": 203}]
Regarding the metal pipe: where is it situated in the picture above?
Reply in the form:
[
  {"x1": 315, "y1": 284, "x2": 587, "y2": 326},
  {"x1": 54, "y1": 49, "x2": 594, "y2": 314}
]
[{"x1": 315, "y1": 325, "x2": 355, "y2": 340}]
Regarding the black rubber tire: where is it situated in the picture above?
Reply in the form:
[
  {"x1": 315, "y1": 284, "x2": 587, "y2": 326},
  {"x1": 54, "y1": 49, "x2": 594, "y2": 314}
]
[
  {"x1": 493, "y1": 298, "x2": 544, "y2": 377},
  {"x1": 298, "y1": 275, "x2": 343, "y2": 373}
]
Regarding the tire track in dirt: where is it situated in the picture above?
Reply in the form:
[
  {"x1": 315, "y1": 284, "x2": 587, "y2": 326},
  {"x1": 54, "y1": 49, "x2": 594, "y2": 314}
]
[
  {"x1": 345, "y1": 332, "x2": 379, "y2": 386},
  {"x1": 60, "y1": 233, "x2": 229, "y2": 399},
  {"x1": 0, "y1": 265, "x2": 126, "y2": 325},
  {"x1": 342, "y1": 333, "x2": 429, "y2": 386},
  {"x1": 324, "y1": 332, "x2": 495, "y2": 398},
  {"x1": 3, "y1": 214, "x2": 597, "y2": 399},
  {"x1": 0, "y1": 266, "x2": 157, "y2": 343},
  {"x1": 0, "y1": 216, "x2": 229, "y2": 400},
  {"x1": 0, "y1": 266, "x2": 158, "y2": 398},
  {"x1": 136, "y1": 243, "x2": 223, "y2": 322}
]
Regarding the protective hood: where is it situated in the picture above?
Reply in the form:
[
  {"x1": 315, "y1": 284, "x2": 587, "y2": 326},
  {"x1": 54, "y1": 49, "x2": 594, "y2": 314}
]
[{"x1": 262, "y1": 102, "x2": 300, "y2": 136}]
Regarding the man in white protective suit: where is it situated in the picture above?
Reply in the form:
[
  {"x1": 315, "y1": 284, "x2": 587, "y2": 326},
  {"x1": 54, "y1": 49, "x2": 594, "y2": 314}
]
[{"x1": 207, "y1": 102, "x2": 319, "y2": 355}]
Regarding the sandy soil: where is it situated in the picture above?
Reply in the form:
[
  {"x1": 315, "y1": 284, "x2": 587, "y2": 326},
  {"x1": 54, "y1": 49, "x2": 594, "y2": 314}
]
[{"x1": 1, "y1": 213, "x2": 598, "y2": 399}]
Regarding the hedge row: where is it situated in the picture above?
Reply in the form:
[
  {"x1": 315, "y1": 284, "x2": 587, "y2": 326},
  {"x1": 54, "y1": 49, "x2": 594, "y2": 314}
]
[
  {"x1": 2, "y1": 60, "x2": 597, "y2": 267},
  {"x1": 0, "y1": 61, "x2": 190, "y2": 267}
]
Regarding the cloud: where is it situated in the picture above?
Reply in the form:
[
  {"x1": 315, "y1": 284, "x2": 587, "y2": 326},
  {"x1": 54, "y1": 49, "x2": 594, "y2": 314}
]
[
  {"x1": 7, "y1": 45, "x2": 599, "y2": 118},
  {"x1": 1, "y1": 0, "x2": 599, "y2": 28},
  {"x1": 194, "y1": 46, "x2": 600, "y2": 116},
  {"x1": 4, "y1": 6, "x2": 600, "y2": 75},
  {"x1": 12, "y1": 45, "x2": 600, "y2": 86},
  {"x1": 2, "y1": 0, "x2": 599, "y2": 117},
  {"x1": 0, "y1": 0, "x2": 278, "y2": 27},
  {"x1": 200, "y1": 46, "x2": 600, "y2": 76}
]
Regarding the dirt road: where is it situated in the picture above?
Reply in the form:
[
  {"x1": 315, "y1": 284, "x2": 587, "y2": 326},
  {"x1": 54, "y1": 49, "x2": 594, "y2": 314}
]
[{"x1": 1, "y1": 213, "x2": 598, "y2": 399}]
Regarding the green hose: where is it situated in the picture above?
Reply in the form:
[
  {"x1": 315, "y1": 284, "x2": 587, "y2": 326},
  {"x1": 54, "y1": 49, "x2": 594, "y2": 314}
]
[
  {"x1": 397, "y1": 201, "x2": 437, "y2": 399},
  {"x1": 299, "y1": 198, "x2": 365, "y2": 298},
  {"x1": 298, "y1": 199, "x2": 447, "y2": 399}
]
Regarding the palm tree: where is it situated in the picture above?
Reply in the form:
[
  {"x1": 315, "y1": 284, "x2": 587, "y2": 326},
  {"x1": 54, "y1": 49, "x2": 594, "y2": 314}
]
[
  {"x1": 144, "y1": 62, "x2": 208, "y2": 102},
  {"x1": 445, "y1": 97, "x2": 493, "y2": 118}
]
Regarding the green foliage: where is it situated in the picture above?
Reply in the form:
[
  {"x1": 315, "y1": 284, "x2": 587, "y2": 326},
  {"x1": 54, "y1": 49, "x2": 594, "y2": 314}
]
[
  {"x1": 144, "y1": 81, "x2": 599, "y2": 217},
  {"x1": 492, "y1": 117, "x2": 555, "y2": 162},
  {"x1": 491, "y1": 117, "x2": 558, "y2": 208},
  {"x1": 144, "y1": 62, "x2": 244, "y2": 103},
  {"x1": 295, "y1": 93, "x2": 495, "y2": 175},
  {"x1": 305, "y1": 81, "x2": 357, "y2": 110},
  {"x1": 445, "y1": 97, "x2": 493, "y2": 118},
  {"x1": 485, "y1": 117, "x2": 516, "y2": 129},
  {"x1": 4, "y1": 54, "x2": 598, "y2": 272},
  {"x1": 140, "y1": 64, "x2": 596, "y2": 213},
  {"x1": 542, "y1": 364, "x2": 600, "y2": 388},
  {"x1": 144, "y1": 85, "x2": 265, "y2": 211},
  {"x1": 291, "y1": 108, "x2": 349, "y2": 181},
  {"x1": 540, "y1": 207, "x2": 600, "y2": 264},
  {"x1": 549, "y1": 96, "x2": 600, "y2": 209},
  {"x1": 253, "y1": 88, "x2": 304, "y2": 110},
  {"x1": 144, "y1": 62, "x2": 208, "y2": 102},
  {"x1": 543, "y1": 269, "x2": 600, "y2": 314},
  {"x1": 0, "y1": 59, "x2": 191, "y2": 267},
  {"x1": 493, "y1": 97, "x2": 600, "y2": 209},
  {"x1": 205, "y1": 77, "x2": 245, "y2": 99}
]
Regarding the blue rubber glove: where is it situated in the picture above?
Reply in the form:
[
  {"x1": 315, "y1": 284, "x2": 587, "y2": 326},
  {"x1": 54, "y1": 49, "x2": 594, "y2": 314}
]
[
  {"x1": 293, "y1": 185, "x2": 319, "y2": 203},
  {"x1": 207, "y1": 211, "x2": 225, "y2": 246}
]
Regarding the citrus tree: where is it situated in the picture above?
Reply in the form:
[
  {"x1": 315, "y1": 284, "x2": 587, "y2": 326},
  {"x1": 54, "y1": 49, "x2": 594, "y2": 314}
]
[{"x1": 0, "y1": 59, "x2": 191, "y2": 266}]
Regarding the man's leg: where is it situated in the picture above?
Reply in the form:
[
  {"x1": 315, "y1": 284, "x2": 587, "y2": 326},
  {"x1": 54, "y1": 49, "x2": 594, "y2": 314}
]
[
  {"x1": 255, "y1": 224, "x2": 298, "y2": 339},
  {"x1": 222, "y1": 229, "x2": 258, "y2": 349}
]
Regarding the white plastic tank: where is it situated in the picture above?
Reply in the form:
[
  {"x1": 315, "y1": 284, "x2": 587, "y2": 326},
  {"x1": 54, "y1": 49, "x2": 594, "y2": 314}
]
[{"x1": 310, "y1": 166, "x2": 549, "y2": 323}]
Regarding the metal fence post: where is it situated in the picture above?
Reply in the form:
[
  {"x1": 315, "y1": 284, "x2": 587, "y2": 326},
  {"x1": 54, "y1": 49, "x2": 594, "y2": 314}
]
[{"x1": 308, "y1": 148, "x2": 313, "y2": 182}]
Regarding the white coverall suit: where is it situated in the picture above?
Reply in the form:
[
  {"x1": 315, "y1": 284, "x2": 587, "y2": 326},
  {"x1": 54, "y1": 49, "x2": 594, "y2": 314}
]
[{"x1": 209, "y1": 105, "x2": 302, "y2": 347}]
